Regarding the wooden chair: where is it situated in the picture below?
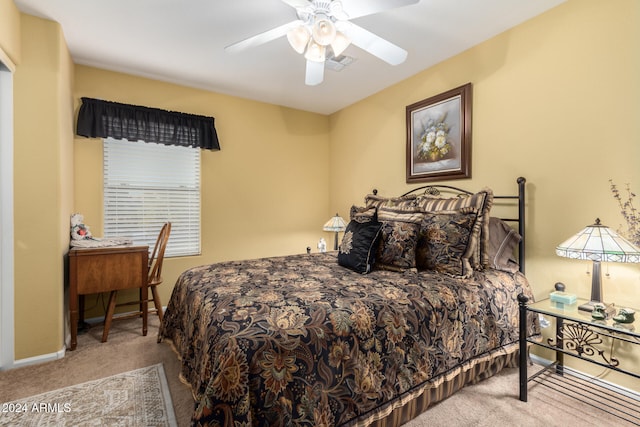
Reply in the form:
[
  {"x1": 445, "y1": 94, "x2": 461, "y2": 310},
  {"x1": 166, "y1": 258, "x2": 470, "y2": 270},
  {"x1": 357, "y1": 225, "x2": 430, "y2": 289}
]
[{"x1": 101, "y1": 222, "x2": 171, "y2": 342}]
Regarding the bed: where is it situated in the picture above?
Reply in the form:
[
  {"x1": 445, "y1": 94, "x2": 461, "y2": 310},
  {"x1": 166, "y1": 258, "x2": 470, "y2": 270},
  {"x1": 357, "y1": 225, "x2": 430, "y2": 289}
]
[{"x1": 159, "y1": 177, "x2": 540, "y2": 426}]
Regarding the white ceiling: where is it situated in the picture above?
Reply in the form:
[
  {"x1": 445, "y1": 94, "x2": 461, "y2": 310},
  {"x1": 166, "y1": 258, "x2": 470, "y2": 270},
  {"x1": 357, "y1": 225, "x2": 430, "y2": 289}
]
[{"x1": 14, "y1": 0, "x2": 565, "y2": 115}]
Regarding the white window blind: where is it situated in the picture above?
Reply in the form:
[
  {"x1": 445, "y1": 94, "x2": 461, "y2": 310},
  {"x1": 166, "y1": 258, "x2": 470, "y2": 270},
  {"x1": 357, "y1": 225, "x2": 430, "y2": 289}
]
[{"x1": 103, "y1": 138, "x2": 200, "y2": 257}]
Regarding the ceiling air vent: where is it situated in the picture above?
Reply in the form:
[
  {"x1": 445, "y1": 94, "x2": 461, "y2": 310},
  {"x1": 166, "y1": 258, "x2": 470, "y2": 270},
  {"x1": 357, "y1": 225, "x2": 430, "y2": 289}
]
[{"x1": 325, "y1": 54, "x2": 356, "y2": 72}]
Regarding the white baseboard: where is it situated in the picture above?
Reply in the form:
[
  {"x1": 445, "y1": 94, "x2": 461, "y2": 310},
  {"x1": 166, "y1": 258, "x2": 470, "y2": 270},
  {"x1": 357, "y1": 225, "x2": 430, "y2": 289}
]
[
  {"x1": 82, "y1": 306, "x2": 167, "y2": 325},
  {"x1": 13, "y1": 346, "x2": 66, "y2": 369},
  {"x1": 11, "y1": 306, "x2": 166, "y2": 371}
]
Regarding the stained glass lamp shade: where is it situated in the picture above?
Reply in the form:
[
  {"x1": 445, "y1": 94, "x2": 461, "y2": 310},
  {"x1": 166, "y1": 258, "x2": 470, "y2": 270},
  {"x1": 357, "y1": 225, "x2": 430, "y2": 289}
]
[
  {"x1": 323, "y1": 213, "x2": 347, "y2": 251},
  {"x1": 556, "y1": 218, "x2": 640, "y2": 312}
]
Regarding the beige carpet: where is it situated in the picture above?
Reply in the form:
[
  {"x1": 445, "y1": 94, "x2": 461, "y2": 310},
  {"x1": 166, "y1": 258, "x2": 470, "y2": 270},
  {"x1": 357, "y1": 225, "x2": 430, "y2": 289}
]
[
  {"x1": 0, "y1": 316, "x2": 194, "y2": 427},
  {"x1": 0, "y1": 316, "x2": 636, "y2": 426},
  {"x1": 405, "y1": 366, "x2": 638, "y2": 427},
  {"x1": 0, "y1": 364, "x2": 176, "y2": 426}
]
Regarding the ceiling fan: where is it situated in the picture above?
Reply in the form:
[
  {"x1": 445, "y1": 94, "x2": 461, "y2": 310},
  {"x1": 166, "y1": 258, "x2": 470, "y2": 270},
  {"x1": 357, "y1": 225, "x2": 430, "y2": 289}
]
[{"x1": 225, "y1": 0, "x2": 420, "y2": 86}]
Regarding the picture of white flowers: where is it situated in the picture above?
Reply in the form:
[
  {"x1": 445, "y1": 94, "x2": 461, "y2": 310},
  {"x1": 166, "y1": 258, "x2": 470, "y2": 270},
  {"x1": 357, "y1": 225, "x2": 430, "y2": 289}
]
[{"x1": 406, "y1": 83, "x2": 472, "y2": 183}]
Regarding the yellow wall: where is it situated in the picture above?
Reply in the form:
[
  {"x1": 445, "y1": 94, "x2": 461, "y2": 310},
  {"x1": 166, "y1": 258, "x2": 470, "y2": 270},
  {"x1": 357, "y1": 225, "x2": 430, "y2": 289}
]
[
  {"x1": 0, "y1": 0, "x2": 21, "y2": 66},
  {"x1": 12, "y1": 14, "x2": 74, "y2": 359},
  {"x1": 329, "y1": 0, "x2": 639, "y2": 390},
  {"x1": 5, "y1": 0, "x2": 640, "y2": 392},
  {"x1": 73, "y1": 66, "x2": 330, "y2": 317}
]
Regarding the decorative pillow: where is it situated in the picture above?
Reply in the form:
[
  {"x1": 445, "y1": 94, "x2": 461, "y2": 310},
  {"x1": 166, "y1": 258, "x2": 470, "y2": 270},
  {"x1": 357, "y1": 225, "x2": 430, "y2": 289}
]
[
  {"x1": 414, "y1": 188, "x2": 494, "y2": 269},
  {"x1": 416, "y1": 210, "x2": 478, "y2": 278},
  {"x1": 338, "y1": 219, "x2": 383, "y2": 274},
  {"x1": 364, "y1": 193, "x2": 418, "y2": 211},
  {"x1": 487, "y1": 217, "x2": 521, "y2": 273},
  {"x1": 349, "y1": 205, "x2": 377, "y2": 223},
  {"x1": 376, "y1": 207, "x2": 424, "y2": 271}
]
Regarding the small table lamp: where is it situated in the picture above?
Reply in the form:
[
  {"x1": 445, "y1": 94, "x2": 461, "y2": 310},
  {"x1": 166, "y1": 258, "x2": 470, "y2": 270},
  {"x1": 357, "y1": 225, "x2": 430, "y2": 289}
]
[
  {"x1": 323, "y1": 213, "x2": 347, "y2": 251},
  {"x1": 556, "y1": 218, "x2": 640, "y2": 312}
]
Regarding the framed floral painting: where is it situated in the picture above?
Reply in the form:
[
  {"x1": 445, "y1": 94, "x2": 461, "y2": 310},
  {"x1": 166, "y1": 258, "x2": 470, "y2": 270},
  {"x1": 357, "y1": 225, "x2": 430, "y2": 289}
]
[{"x1": 406, "y1": 83, "x2": 472, "y2": 183}]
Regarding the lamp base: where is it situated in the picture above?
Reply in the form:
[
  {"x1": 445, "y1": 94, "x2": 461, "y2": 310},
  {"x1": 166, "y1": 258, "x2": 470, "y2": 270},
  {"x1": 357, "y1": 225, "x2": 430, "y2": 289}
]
[{"x1": 578, "y1": 300, "x2": 615, "y2": 316}]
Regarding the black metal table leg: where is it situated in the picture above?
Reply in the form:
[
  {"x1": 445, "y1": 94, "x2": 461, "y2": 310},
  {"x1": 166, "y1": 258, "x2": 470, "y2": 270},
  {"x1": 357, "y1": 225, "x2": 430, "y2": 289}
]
[
  {"x1": 556, "y1": 316, "x2": 564, "y2": 376},
  {"x1": 518, "y1": 293, "x2": 529, "y2": 402}
]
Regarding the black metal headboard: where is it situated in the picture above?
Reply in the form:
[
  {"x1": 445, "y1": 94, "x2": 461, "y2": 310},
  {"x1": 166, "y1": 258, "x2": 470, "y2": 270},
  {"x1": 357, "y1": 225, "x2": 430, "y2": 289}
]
[{"x1": 374, "y1": 177, "x2": 526, "y2": 273}]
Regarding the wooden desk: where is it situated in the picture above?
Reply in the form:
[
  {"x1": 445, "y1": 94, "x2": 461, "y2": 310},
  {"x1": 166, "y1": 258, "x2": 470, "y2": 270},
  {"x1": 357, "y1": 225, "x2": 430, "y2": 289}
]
[{"x1": 68, "y1": 245, "x2": 149, "y2": 350}]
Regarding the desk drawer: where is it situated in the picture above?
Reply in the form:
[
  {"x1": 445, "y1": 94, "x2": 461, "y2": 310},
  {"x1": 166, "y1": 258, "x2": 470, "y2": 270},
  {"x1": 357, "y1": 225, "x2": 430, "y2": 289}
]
[{"x1": 69, "y1": 245, "x2": 149, "y2": 294}]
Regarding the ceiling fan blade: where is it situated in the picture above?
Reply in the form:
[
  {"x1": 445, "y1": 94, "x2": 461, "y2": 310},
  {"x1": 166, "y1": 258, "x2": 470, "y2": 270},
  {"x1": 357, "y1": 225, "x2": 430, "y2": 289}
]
[
  {"x1": 340, "y1": 22, "x2": 407, "y2": 65},
  {"x1": 305, "y1": 60, "x2": 325, "y2": 86},
  {"x1": 280, "y1": 0, "x2": 311, "y2": 9},
  {"x1": 341, "y1": 0, "x2": 419, "y2": 19},
  {"x1": 225, "y1": 20, "x2": 303, "y2": 53}
]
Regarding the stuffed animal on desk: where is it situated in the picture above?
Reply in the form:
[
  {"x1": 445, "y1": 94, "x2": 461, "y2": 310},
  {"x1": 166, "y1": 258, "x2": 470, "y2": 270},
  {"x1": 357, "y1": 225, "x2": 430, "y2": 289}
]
[
  {"x1": 70, "y1": 213, "x2": 92, "y2": 240},
  {"x1": 70, "y1": 213, "x2": 133, "y2": 248}
]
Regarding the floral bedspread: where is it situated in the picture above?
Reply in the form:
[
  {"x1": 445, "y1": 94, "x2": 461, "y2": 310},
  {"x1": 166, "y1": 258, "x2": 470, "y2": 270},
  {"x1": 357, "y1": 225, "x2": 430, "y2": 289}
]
[{"x1": 159, "y1": 252, "x2": 536, "y2": 426}]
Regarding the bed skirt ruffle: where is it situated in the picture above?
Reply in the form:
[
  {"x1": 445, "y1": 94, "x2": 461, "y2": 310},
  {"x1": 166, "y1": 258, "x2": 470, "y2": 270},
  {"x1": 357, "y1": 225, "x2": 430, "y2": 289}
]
[{"x1": 349, "y1": 342, "x2": 520, "y2": 427}]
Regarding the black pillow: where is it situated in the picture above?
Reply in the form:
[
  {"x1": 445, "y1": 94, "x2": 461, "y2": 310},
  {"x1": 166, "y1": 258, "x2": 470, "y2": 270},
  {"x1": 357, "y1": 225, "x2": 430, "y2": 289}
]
[{"x1": 338, "y1": 219, "x2": 383, "y2": 274}]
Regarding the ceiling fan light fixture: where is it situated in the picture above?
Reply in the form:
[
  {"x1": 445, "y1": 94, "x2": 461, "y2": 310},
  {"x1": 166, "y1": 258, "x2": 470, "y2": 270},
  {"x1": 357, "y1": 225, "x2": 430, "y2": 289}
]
[
  {"x1": 226, "y1": 0, "x2": 415, "y2": 86},
  {"x1": 312, "y1": 15, "x2": 336, "y2": 46},
  {"x1": 287, "y1": 25, "x2": 311, "y2": 54},
  {"x1": 304, "y1": 39, "x2": 326, "y2": 62},
  {"x1": 331, "y1": 31, "x2": 350, "y2": 56}
]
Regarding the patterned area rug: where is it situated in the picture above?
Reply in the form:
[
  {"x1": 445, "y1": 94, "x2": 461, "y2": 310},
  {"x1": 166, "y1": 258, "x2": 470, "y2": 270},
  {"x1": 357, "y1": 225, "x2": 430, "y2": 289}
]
[{"x1": 1, "y1": 364, "x2": 177, "y2": 426}]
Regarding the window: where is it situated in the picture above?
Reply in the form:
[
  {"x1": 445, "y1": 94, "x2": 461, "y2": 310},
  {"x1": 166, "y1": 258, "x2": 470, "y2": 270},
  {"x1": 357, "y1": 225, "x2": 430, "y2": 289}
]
[{"x1": 103, "y1": 138, "x2": 200, "y2": 257}]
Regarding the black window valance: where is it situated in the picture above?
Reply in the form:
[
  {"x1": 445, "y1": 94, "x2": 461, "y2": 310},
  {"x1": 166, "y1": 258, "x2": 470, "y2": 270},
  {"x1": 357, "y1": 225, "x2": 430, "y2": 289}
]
[{"x1": 76, "y1": 97, "x2": 220, "y2": 150}]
